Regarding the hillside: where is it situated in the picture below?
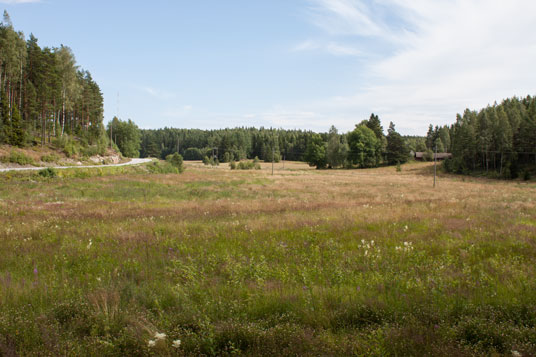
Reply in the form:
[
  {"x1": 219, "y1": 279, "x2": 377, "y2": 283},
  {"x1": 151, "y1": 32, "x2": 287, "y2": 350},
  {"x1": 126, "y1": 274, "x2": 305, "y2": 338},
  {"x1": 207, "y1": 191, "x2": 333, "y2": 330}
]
[{"x1": 0, "y1": 142, "x2": 122, "y2": 169}]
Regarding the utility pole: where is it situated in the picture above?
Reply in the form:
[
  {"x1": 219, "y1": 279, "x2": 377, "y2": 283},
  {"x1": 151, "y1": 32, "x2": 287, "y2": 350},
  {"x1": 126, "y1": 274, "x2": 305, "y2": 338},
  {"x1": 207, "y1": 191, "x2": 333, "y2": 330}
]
[
  {"x1": 433, "y1": 145, "x2": 437, "y2": 188},
  {"x1": 110, "y1": 121, "x2": 113, "y2": 149}
]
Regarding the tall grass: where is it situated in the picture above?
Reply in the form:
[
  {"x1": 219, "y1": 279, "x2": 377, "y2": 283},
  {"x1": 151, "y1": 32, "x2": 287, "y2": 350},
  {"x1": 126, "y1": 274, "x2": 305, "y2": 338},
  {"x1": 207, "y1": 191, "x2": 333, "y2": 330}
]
[{"x1": 0, "y1": 162, "x2": 534, "y2": 355}]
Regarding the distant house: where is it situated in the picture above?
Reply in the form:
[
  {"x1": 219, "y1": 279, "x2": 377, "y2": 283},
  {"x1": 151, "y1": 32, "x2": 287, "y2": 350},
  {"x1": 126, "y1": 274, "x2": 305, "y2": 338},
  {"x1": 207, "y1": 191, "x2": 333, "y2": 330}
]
[{"x1": 414, "y1": 152, "x2": 452, "y2": 161}]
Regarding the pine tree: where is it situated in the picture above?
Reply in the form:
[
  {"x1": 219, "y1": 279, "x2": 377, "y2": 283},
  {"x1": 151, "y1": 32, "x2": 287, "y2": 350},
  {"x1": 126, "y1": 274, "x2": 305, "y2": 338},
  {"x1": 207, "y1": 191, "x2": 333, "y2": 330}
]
[
  {"x1": 386, "y1": 122, "x2": 409, "y2": 165},
  {"x1": 0, "y1": 88, "x2": 10, "y2": 142},
  {"x1": 9, "y1": 104, "x2": 24, "y2": 146}
]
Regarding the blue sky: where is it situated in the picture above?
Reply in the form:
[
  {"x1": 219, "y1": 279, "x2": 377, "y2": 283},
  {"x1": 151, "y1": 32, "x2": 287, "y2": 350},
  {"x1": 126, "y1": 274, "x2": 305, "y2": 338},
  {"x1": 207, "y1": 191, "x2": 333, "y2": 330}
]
[{"x1": 2, "y1": 0, "x2": 536, "y2": 135}]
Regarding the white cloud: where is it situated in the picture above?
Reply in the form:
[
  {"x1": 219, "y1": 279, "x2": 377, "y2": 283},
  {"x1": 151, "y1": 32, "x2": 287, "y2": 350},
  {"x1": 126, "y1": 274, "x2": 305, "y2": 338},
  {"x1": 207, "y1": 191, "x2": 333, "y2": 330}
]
[
  {"x1": 301, "y1": 0, "x2": 536, "y2": 134},
  {"x1": 0, "y1": 0, "x2": 41, "y2": 3},
  {"x1": 293, "y1": 39, "x2": 362, "y2": 57}
]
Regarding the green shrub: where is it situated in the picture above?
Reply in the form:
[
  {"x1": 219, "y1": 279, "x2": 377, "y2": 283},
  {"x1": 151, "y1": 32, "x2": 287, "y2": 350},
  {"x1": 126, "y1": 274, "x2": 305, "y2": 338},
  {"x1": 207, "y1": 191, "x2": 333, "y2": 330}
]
[
  {"x1": 203, "y1": 156, "x2": 219, "y2": 166},
  {"x1": 165, "y1": 153, "x2": 185, "y2": 173},
  {"x1": 230, "y1": 161, "x2": 237, "y2": 170},
  {"x1": 40, "y1": 154, "x2": 60, "y2": 163},
  {"x1": 54, "y1": 135, "x2": 80, "y2": 158},
  {"x1": 38, "y1": 167, "x2": 57, "y2": 178},
  {"x1": 80, "y1": 145, "x2": 100, "y2": 158},
  {"x1": 232, "y1": 160, "x2": 261, "y2": 170},
  {"x1": 183, "y1": 147, "x2": 204, "y2": 160},
  {"x1": 4, "y1": 151, "x2": 36, "y2": 166}
]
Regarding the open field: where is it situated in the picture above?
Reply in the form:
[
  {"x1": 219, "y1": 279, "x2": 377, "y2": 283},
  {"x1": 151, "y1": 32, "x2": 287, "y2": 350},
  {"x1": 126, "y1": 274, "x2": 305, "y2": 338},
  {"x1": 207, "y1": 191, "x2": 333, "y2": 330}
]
[{"x1": 1, "y1": 161, "x2": 535, "y2": 356}]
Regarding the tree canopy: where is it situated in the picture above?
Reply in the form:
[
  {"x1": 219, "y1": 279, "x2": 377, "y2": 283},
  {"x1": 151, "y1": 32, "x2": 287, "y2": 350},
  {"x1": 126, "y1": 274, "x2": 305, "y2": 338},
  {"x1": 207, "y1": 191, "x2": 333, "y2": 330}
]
[
  {"x1": 0, "y1": 11, "x2": 106, "y2": 148},
  {"x1": 443, "y1": 96, "x2": 536, "y2": 178}
]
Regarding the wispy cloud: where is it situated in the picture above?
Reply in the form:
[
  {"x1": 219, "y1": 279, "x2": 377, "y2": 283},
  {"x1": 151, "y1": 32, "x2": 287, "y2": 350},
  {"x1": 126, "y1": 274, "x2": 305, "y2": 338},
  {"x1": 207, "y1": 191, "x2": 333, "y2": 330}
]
[
  {"x1": 137, "y1": 86, "x2": 177, "y2": 100},
  {"x1": 0, "y1": 0, "x2": 41, "y2": 3},
  {"x1": 299, "y1": 0, "x2": 536, "y2": 134},
  {"x1": 293, "y1": 39, "x2": 362, "y2": 56}
]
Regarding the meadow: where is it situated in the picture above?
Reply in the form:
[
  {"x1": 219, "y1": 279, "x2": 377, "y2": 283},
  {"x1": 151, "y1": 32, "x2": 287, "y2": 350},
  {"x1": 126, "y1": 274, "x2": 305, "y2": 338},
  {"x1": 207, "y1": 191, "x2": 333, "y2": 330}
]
[{"x1": 0, "y1": 161, "x2": 535, "y2": 356}]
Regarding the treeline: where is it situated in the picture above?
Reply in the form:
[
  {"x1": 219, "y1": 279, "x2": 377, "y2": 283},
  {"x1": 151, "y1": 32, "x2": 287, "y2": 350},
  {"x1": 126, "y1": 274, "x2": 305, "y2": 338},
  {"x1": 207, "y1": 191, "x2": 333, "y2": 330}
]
[
  {"x1": 134, "y1": 114, "x2": 413, "y2": 168},
  {"x1": 442, "y1": 95, "x2": 536, "y2": 178},
  {"x1": 304, "y1": 114, "x2": 410, "y2": 168},
  {"x1": 0, "y1": 11, "x2": 106, "y2": 149},
  {"x1": 138, "y1": 127, "x2": 317, "y2": 162}
]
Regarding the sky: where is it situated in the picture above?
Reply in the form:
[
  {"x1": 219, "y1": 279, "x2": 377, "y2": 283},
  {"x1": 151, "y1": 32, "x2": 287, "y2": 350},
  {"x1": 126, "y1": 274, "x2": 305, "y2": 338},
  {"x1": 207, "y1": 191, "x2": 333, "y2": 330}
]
[{"x1": 2, "y1": 0, "x2": 536, "y2": 135}]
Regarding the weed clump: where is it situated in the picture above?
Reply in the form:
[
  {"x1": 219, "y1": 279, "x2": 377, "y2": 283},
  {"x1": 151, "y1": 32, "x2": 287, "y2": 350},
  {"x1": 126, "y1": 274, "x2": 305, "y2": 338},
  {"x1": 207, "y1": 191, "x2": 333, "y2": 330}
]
[
  {"x1": 40, "y1": 154, "x2": 60, "y2": 163},
  {"x1": 203, "y1": 156, "x2": 219, "y2": 166},
  {"x1": 230, "y1": 157, "x2": 261, "y2": 170},
  {"x1": 147, "y1": 161, "x2": 179, "y2": 174},
  {"x1": 38, "y1": 167, "x2": 57, "y2": 178}
]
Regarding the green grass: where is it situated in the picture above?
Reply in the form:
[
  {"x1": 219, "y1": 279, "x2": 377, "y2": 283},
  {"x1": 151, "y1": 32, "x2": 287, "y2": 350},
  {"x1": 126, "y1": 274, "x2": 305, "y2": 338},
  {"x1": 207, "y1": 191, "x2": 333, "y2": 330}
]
[{"x1": 0, "y1": 162, "x2": 535, "y2": 355}]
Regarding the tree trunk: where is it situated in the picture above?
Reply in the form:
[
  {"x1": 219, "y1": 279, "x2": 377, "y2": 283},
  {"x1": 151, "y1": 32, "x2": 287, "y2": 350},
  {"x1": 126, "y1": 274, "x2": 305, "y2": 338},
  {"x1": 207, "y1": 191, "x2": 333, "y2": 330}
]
[
  {"x1": 0, "y1": 64, "x2": 3, "y2": 97},
  {"x1": 19, "y1": 57, "x2": 23, "y2": 110},
  {"x1": 61, "y1": 89, "x2": 65, "y2": 136},
  {"x1": 41, "y1": 110, "x2": 45, "y2": 146},
  {"x1": 500, "y1": 152, "x2": 503, "y2": 176}
]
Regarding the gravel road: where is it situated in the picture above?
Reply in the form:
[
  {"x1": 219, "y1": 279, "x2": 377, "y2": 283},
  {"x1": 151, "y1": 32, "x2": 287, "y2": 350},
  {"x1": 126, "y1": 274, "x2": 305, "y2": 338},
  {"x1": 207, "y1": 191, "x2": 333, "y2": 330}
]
[{"x1": 0, "y1": 158, "x2": 153, "y2": 172}]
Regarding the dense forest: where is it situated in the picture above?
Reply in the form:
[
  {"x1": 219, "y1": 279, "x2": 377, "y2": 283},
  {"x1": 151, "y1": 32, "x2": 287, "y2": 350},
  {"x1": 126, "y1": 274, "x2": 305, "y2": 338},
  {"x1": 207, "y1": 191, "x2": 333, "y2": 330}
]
[
  {"x1": 441, "y1": 96, "x2": 536, "y2": 178},
  {"x1": 0, "y1": 11, "x2": 106, "y2": 151},
  {"x1": 136, "y1": 114, "x2": 413, "y2": 169},
  {"x1": 138, "y1": 126, "x2": 317, "y2": 162}
]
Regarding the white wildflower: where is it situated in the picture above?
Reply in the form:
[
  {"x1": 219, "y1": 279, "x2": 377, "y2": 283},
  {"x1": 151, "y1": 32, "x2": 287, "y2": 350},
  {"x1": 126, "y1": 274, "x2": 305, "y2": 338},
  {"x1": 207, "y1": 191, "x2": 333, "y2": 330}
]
[
  {"x1": 361, "y1": 239, "x2": 365, "y2": 245},
  {"x1": 148, "y1": 340, "x2": 156, "y2": 347},
  {"x1": 87, "y1": 239, "x2": 92, "y2": 249},
  {"x1": 371, "y1": 240, "x2": 374, "y2": 246},
  {"x1": 511, "y1": 351, "x2": 522, "y2": 357},
  {"x1": 364, "y1": 250, "x2": 368, "y2": 256},
  {"x1": 154, "y1": 332, "x2": 166, "y2": 340},
  {"x1": 172, "y1": 339, "x2": 182, "y2": 348}
]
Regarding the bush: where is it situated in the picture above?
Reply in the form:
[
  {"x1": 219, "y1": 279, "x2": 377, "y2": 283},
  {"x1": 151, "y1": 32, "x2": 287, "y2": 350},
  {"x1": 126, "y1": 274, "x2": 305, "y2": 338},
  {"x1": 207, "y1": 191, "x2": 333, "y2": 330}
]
[
  {"x1": 523, "y1": 170, "x2": 531, "y2": 181},
  {"x1": 54, "y1": 135, "x2": 80, "y2": 158},
  {"x1": 40, "y1": 154, "x2": 60, "y2": 163},
  {"x1": 165, "y1": 153, "x2": 185, "y2": 173},
  {"x1": 203, "y1": 156, "x2": 219, "y2": 166},
  {"x1": 38, "y1": 167, "x2": 57, "y2": 178},
  {"x1": 184, "y1": 147, "x2": 204, "y2": 161},
  {"x1": 1, "y1": 151, "x2": 36, "y2": 166},
  {"x1": 232, "y1": 160, "x2": 261, "y2": 170}
]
